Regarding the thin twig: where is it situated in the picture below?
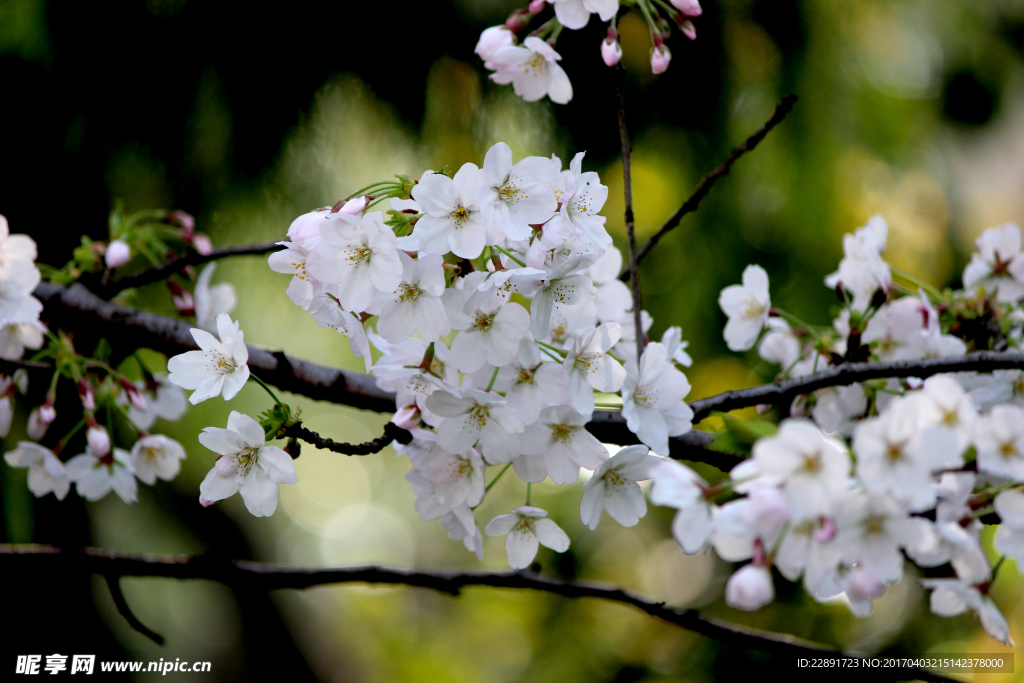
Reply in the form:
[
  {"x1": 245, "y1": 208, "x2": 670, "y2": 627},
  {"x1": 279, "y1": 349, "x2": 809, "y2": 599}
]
[
  {"x1": 285, "y1": 422, "x2": 412, "y2": 456},
  {"x1": 35, "y1": 282, "x2": 1024, "y2": 471},
  {"x1": 0, "y1": 545, "x2": 961, "y2": 682},
  {"x1": 84, "y1": 242, "x2": 284, "y2": 297},
  {"x1": 102, "y1": 573, "x2": 165, "y2": 645},
  {"x1": 623, "y1": 94, "x2": 798, "y2": 279},
  {"x1": 615, "y1": 65, "x2": 646, "y2": 363}
]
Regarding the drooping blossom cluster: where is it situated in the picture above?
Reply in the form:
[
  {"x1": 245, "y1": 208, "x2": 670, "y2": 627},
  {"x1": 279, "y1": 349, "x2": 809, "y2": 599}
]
[
  {"x1": 704, "y1": 216, "x2": 1024, "y2": 643},
  {"x1": 2, "y1": 210, "x2": 207, "y2": 507},
  {"x1": 257, "y1": 141, "x2": 695, "y2": 568},
  {"x1": 475, "y1": 0, "x2": 703, "y2": 104}
]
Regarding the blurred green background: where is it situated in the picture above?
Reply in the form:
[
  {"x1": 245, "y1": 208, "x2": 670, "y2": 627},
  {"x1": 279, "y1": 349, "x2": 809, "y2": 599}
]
[{"x1": 3, "y1": 0, "x2": 1024, "y2": 680}]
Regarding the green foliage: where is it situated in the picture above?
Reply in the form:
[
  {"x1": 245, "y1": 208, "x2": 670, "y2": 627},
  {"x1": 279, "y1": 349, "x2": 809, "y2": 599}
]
[{"x1": 711, "y1": 412, "x2": 778, "y2": 456}]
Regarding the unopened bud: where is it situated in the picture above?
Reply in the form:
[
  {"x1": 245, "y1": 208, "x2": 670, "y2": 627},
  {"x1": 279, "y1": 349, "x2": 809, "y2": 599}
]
[
  {"x1": 601, "y1": 38, "x2": 623, "y2": 67},
  {"x1": 671, "y1": 0, "x2": 702, "y2": 17},
  {"x1": 679, "y1": 19, "x2": 697, "y2": 40},
  {"x1": 331, "y1": 195, "x2": 369, "y2": 216},
  {"x1": 123, "y1": 382, "x2": 148, "y2": 413},
  {"x1": 78, "y1": 380, "x2": 96, "y2": 411},
  {"x1": 505, "y1": 8, "x2": 531, "y2": 33},
  {"x1": 870, "y1": 287, "x2": 888, "y2": 310},
  {"x1": 285, "y1": 438, "x2": 301, "y2": 459},
  {"x1": 167, "y1": 280, "x2": 195, "y2": 316},
  {"x1": 528, "y1": 0, "x2": 546, "y2": 13},
  {"x1": 846, "y1": 565, "x2": 885, "y2": 603},
  {"x1": 87, "y1": 425, "x2": 111, "y2": 455},
  {"x1": 105, "y1": 240, "x2": 131, "y2": 268},
  {"x1": 167, "y1": 210, "x2": 196, "y2": 236},
  {"x1": 27, "y1": 408, "x2": 49, "y2": 440},
  {"x1": 651, "y1": 45, "x2": 672, "y2": 75},
  {"x1": 725, "y1": 564, "x2": 775, "y2": 611},
  {"x1": 392, "y1": 405, "x2": 422, "y2": 431},
  {"x1": 192, "y1": 233, "x2": 213, "y2": 255},
  {"x1": 199, "y1": 495, "x2": 215, "y2": 508}
]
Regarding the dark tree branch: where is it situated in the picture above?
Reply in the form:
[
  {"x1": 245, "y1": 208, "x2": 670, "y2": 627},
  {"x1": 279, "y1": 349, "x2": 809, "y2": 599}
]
[
  {"x1": 35, "y1": 282, "x2": 1024, "y2": 472},
  {"x1": 84, "y1": 242, "x2": 284, "y2": 297},
  {"x1": 614, "y1": 65, "x2": 646, "y2": 363},
  {"x1": 286, "y1": 421, "x2": 412, "y2": 456},
  {"x1": 0, "y1": 545, "x2": 960, "y2": 682},
  {"x1": 102, "y1": 574, "x2": 165, "y2": 645},
  {"x1": 623, "y1": 95, "x2": 798, "y2": 279},
  {"x1": 688, "y1": 351, "x2": 1024, "y2": 423}
]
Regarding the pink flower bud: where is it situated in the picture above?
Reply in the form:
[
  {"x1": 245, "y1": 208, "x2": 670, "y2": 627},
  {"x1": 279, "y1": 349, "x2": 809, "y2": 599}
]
[
  {"x1": 601, "y1": 38, "x2": 622, "y2": 67},
  {"x1": 331, "y1": 195, "x2": 369, "y2": 216},
  {"x1": 27, "y1": 408, "x2": 49, "y2": 440},
  {"x1": 39, "y1": 402, "x2": 56, "y2": 425},
  {"x1": 87, "y1": 425, "x2": 111, "y2": 455},
  {"x1": 505, "y1": 8, "x2": 531, "y2": 33},
  {"x1": 392, "y1": 405, "x2": 422, "y2": 431},
  {"x1": 476, "y1": 25, "x2": 516, "y2": 69},
  {"x1": 167, "y1": 210, "x2": 196, "y2": 236},
  {"x1": 78, "y1": 380, "x2": 96, "y2": 412},
  {"x1": 671, "y1": 0, "x2": 702, "y2": 17},
  {"x1": 127, "y1": 388, "x2": 147, "y2": 413},
  {"x1": 528, "y1": 0, "x2": 546, "y2": 13},
  {"x1": 105, "y1": 240, "x2": 131, "y2": 268},
  {"x1": 725, "y1": 564, "x2": 775, "y2": 611},
  {"x1": 680, "y1": 19, "x2": 697, "y2": 40},
  {"x1": 192, "y1": 233, "x2": 213, "y2": 255},
  {"x1": 846, "y1": 566, "x2": 885, "y2": 603},
  {"x1": 199, "y1": 495, "x2": 215, "y2": 508},
  {"x1": 651, "y1": 45, "x2": 672, "y2": 74}
]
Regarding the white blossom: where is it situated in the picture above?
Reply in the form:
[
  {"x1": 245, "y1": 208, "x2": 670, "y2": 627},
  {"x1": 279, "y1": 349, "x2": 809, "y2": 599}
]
[
  {"x1": 579, "y1": 445, "x2": 660, "y2": 530},
  {"x1": 373, "y1": 252, "x2": 449, "y2": 344},
  {"x1": 129, "y1": 435, "x2": 186, "y2": 485},
  {"x1": 551, "y1": 0, "x2": 618, "y2": 29},
  {"x1": 427, "y1": 389, "x2": 524, "y2": 465},
  {"x1": 119, "y1": 374, "x2": 187, "y2": 430},
  {"x1": 0, "y1": 319, "x2": 45, "y2": 360},
  {"x1": 490, "y1": 37, "x2": 573, "y2": 104},
  {"x1": 622, "y1": 342, "x2": 693, "y2": 456},
  {"x1": 4, "y1": 442, "x2": 70, "y2": 500},
  {"x1": 475, "y1": 25, "x2": 515, "y2": 69},
  {"x1": 477, "y1": 142, "x2": 558, "y2": 241},
  {"x1": 485, "y1": 506, "x2": 570, "y2": 569},
  {"x1": 167, "y1": 313, "x2": 250, "y2": 404},
  {"x1": 719, "y1": 265, "x2": 771, "y2": 351},
  {"x1": 994, "y1": 489, "x2": 1024, "y2": 565},
  {"x1": 562, "y1": 322, "x2": 625, "y2": 415},
  {"x1": 520, "y1": 405, "x2": 608, "y2": 484},
  {"x1": 962, "y1": 223, "x2": 1024, "y2": 303},
  {"x1": 921, "y1": 578, "x2": 1013, "y2": 645},
  {"x1": 973, "y1": 404, "x2": 1024, "y2": 481},
  {"x1": 306, "y1": 210, "x2": 403, "y2": 312},
  {"x1": 65, "y1": 448, "x2": 137, "y2": 503},
  {"x1": 648, "y1": 458, "x2": 712, "y2": 554},
  {"x1": 440, "y1": 504, "x2": 484, "y2": 561},
  {"x1": 403, "y1": 165, "x2": 488, "y2": 259},
  {"x1": 825, "y1": 215, "x2": 891, "y2": 312},
  {"x1": 198, "y1": 411, "x2": 297, "y2": 517},
  {"x1": 194, "y1": 263, "x2": 236, "y2": 332},
  {"x1": 445, "y1": 289, "x2": 531, "y2": 373},
  {"x1": 405, "y1": 437, "x2": 486, "y2": 519}
]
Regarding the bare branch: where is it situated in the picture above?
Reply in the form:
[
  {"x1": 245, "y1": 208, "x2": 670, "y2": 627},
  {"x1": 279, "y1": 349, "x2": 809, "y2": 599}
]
[
  {"x1": 286, "y1": 421, "x2": 412, "y2": 456},
  {"x1": 83, "y1": 242, "x2": 284, "y2": 297},
  {"x1": 624, "y1": 95, "x2": 798, "y2": 278},
  {"x1": 688, "y1": 351, "x2": 1024, "y2": 423},
  {"x1": 102, "y1": 574, "x2": 165, "y2": 645},
  {"x1": 614, "y1": 65, "x2": 646, "y2": 363},
  {"x1": 0, "y1": 545, "x2": 961, "y2": 681}
]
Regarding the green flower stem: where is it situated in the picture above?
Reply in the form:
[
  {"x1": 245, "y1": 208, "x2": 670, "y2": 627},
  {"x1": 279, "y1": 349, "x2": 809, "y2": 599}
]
[
  {"x1": 491, "y1": 245, "x2": 526, "y2": 267},
  {"x1": 484, "y1": 462, "x2": 513, "y2": 494},
  {"x1": 525, "y1": 482, "x2": 532, "y2": 506},
  {"x1": 890, "y1": 266, "x2": 944, "y2": 302},
  {"x1": 249, "y1": 375, "x2": 282, "y2": 406},
  {"x1": 773, "y1": 309, "x2": 825, "y2": 344},
  {"x1": 486, "y1": 366, "x2": 500, "y2": 393}
]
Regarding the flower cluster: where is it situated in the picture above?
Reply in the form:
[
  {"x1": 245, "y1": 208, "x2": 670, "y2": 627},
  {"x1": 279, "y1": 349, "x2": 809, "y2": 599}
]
[
  {"x1": 258, "y1": 141, "x2": 695, "y2": 569},
  {"x1": 475, "y1": 0, "x2": 703, "y2": 104},
  {"x1": 704, "y1": 217, "x2": 1024, "y2": 643}
]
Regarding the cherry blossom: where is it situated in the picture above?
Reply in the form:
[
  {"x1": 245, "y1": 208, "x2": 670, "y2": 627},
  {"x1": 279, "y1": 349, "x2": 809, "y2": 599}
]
[
  {"x1": 921, "y1": 578, "x2": 1013, "y2": 645},
  {"x1": 4, "y1": 442, "x2": 70, "y2": 500},
  {"x1": 402, "y1": 165, "x2": 490, "y2": 259},
  {"x1": 485, "y1": 506, "x2": 571, "y2": 569},
  {"x1": 490, "y1": 37, "x2": 573, "y2": 105},
  {"x1": 0, "y1": 319, "x2": 45, "y2": 360},
  {"x1": 477, "y1": 142, "x2": 558, "y2": 241},
  {"x1": 994, "y1": 489, "x2": 1024, "y2": 565},
  {"x1": 719, "y1": 265, "x2": 771, "y2": 351},
  {"x1": 373, "y1": 252, "x2": 449, "y2": 344},
  {"x1": 725, "y1": 564, "x2": 774, "y2": 611},
  {"x1": 551, "y1": 0, "x2": 618, "y2": 30},
  {"x1": 427, "y1": 389, "x2": 525, "y2": 465},
  {"x1": 579, "y1": 445, "x2": 660, "y2": 530},
  {"x1": 167, "y1": 313, "x2": 250, "y2": 404},
  {"x1": 562, "y1": 322, "x2": 625, "y2": 415},
  {"x1": 622, "y1": 342, "x2": 693, "y2": 455},
  {"x1": 66, "y1": 448, "x2": 137, "y2": 503},
  {"x1": 445, "y1": 289, "x2": 531, "y2": 373},
  {"x1": 648, "y1": 458, "x2": 712, "y2": 554},
  {"x1": 405, "y1": 436, "x2": 486, "y2": 519},
  {"x1": 962, "y1": 223, "x2": 1024, "y2": 303},
  {"x1": 475, "y1": 26, "x2": 514, "y2": 70},
  {"x1": 197, "y1": 411, "x2": 297, "y2": 517},
  {"x1": 549, "y1": 152, "x2": 611, "y2": 252},
  {"x1": 520, "y1": 405, "x2": 608, "y2": 484},
  {"x1": 824, "y1": 215, "x2": 891, "y2": 311},
  {"x1": 129, "y1": 435, "x2": 186, "y2": 485},
  {"x1": 105, "y1": 240, "x2": 131, "y2": 268},
  {"x1": 119, "y1": 374, "x2": 187, "y2": 430},
  {"x1": 973, "y1": 404, "x2": 1024, "y2": 481},
  {"x1": 306, "y1": 211, "x2": 403, "y2": 312}
]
